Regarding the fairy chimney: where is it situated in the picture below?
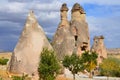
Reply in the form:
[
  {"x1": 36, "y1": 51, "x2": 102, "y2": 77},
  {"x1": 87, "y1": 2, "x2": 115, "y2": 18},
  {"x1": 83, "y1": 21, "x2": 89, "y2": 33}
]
[
  {"x1": 60, "y1": 3, "x2": 69, "y2": 26},
  {"x1": 70, "y1": 3, "x2": 90, "y2": 55},
  {"x1": 52, "y1": 3, "x2": 90, "y2": 60},
  {"x1": 8, "y1": 10, "x2": 52, "y2": 78},
  {"x1": 52, "y1": 3, "x2": 75, "y2": 60},
  {"x1": 71, "y1": 3, "x2": 86, "y2": 22},
  {"x1": 91, "y1": 35, "x2": 107, "y2": 64}
]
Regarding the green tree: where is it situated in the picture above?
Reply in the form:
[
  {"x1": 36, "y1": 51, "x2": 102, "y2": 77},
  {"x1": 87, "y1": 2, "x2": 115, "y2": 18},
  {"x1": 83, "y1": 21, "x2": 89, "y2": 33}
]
[
  {"x1": 62, "y1": 53, "x2": 84, "y2": 80},
  {"x1": 81, "y1": 51, "x2": 98, "y2": 78},
  {"x1": 38, "y1": 48, "x2": 60, "y2": 80},
  {"x1": 0, "y1": 58, "x2": 9, "y2": 65},
  {"x1": 100, "y1": 57, "x2": 120, "y2": 77}
]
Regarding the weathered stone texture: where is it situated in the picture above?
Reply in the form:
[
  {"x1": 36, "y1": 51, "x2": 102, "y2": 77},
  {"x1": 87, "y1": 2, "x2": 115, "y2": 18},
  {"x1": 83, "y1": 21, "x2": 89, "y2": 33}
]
[
  {"x1": 91, "y1": 36, "x2": 107, "y2": 64},
  {"x1": 70, "y1": 20, "x2": 90, "y2": 55},
  {"x1": 52, "y1": 4, "x2": 75, "y2": 60},
  {"x1": 71, "y1": 3, "x2": 86, "y2": 22},
  {"x1": 52, "y1": 3, "x2": 90, "y2": 60},
  {"x1": 70, "y1": 3, "x2": 90, "y2": 55},
  {"x1": 8, "y1": 11, "x2": 52, "y2": 77}
]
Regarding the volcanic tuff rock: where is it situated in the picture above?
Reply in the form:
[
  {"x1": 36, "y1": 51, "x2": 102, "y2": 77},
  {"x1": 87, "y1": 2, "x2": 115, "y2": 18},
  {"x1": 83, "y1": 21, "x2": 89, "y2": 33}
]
[
  {"x1": 52, "y1": 3, "x2": 90, "y2": 60},
  {"x1": 70, "y1": 3, "x2": 90, "y2": 55},
  {"x1": 91, "y1": 36, "x2": 107, "y2": 64},
  {"x1": 8, "y1": 11, "x2": 52, "y2": 77},
  {"x1": 52, "y1": 3, "x2": 75, "y2": 60}
]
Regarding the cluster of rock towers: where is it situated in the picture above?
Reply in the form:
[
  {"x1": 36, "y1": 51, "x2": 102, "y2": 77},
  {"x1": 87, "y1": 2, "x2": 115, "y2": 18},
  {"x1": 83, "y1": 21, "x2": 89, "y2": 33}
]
[
  {"x1": 52, "y1": 3, "x2": 90, "y2": 60},
  {"x1": 7, "y1": 3, "x2": 107, "y2": 79}
]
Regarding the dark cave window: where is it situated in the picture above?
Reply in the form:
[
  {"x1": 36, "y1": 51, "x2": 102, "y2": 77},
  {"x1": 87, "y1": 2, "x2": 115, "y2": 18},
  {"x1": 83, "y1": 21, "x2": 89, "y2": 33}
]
[
  {"x1": 74, "y1": 35, "x2": 78, "y2": 46},
  {"x1": 75, "y1": 35, "x2": 78, "y2": 41},
  {"x1": 81, "y1": 46, "x2": 86, "y2": 51}
]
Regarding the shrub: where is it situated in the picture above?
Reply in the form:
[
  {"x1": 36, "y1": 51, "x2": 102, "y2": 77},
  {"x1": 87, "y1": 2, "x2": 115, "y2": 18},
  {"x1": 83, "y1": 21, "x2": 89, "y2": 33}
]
[
  {"x1": 81, "y1": 51, "x2": 98, "y2": 71},
  {"x1": 12, "y1": 74, "x2": 29, "y2": 80},
  {"x1": 81, "y1": 51, "x2": 98, "y2": 78},
  {"x1": 100, "y1": 57, "x2": 120, "y2": 77},
  {"x1": 0, "y1": 58, "x2": 9, "y2": 65},
  {"x1": 38, "y1": 48, "x2": 60, "y2": 80},
  {"x1": 0, "y1": 77, "x2": 3, "y2": 80},
  {"x1": 62, "y1": 53, "x2": 84, "y2": 80}
]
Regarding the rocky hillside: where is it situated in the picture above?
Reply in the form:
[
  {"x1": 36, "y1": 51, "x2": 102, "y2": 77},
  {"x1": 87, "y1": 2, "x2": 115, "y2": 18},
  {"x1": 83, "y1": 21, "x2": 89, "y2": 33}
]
[{"x1": 107, "y1": 48, "x2": 120, "y2": 55}]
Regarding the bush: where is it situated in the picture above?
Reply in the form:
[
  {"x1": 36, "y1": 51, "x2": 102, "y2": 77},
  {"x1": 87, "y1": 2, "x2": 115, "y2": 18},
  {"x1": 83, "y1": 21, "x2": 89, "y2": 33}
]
[
  {"x1": 81, "y1": 51, "x2": 98, "y2": 72},
  {"x1": 0, "y1": 77, "x2": 3, "y2": 80},
  {"x1": 12, "y1": 74, "x2": 29, "y2": 80},
  {"x1": 38, "y1": 48, "x2": 60, "y2": 80},
  {"x1": 0, "y1": 58, "x2": 9, "y2": 65},
  {"x1": 81, "y1": 51, "x2": 98, "y2": 78},
  {"x1": 62, "y1": 53, "x2": 84, "y2": 80},
  {"x1": 100, "y1": 57, "x2": 120, "y2": 77}
]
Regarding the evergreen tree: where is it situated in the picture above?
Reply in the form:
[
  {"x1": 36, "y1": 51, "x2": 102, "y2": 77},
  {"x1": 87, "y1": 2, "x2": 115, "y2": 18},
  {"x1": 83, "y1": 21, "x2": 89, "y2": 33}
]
[{"x1": 38, "y1": 48, "x2": 60, "y2": 80}]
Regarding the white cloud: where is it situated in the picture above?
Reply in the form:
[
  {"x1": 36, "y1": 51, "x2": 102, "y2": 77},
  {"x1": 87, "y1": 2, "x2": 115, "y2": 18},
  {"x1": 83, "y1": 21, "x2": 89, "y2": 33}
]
[
  {"x1": 62, "y1": 0, "x2": 120, "y2": 5},
  {"x1": 0, "y1": 2, "x2": 26, "y2": 13},
  {"x1": 87, "y1": 16, "x2": 101, "y2": 32},
  {"x1": 33, "y1": 0, "x2": 62, "y2": 11},
  {"x1": 36, "y1": 12, "x2": 59, "y2": 21},
  {"x1": 0, "y1": 0, "x2": 120, "y2": 50}
]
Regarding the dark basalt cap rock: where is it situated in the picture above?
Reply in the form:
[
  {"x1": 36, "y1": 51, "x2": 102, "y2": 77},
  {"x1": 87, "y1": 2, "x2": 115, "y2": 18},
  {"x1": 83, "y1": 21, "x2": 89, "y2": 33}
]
[
  {"x1": 60, "y1": 3, "x2": 69, "y2": 11},
  {"x1": 100, "y1": 35, "x2": 104, "y2": 39},
  {"x1": 94, "y1": 35, "x2": 104, "y2": 40},
  {"x1": 72, "y1": 3, "x2": 85, "y2": 14}
]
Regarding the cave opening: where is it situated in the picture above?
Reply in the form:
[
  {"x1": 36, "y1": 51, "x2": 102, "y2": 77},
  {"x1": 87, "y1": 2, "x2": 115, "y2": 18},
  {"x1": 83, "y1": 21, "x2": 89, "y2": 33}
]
[
  {"x1": 74, "y1": 35, "x2": 78, "y2": 46},
  {"x1": 81, "y1": 46, "x2": 87, "y2": 51}
]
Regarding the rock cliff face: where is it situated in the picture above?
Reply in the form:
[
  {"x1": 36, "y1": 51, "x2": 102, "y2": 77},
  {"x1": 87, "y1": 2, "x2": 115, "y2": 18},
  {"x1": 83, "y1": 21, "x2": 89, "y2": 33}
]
[
  {"x1": 8, "y1": 11, "x2": 52, "y2": 77},
  {"x1": 91, "y1": 36, "x2": 107, "y2": 64},
  {"x1": 52, "y1": 3, "x2": 90, "y2": 60},
  {"x1": 70, "y1": 3, "x2": 90, "y2": 55},
  {"x1": 52, "y1": 3, "x2": 75, "y2": 60}
]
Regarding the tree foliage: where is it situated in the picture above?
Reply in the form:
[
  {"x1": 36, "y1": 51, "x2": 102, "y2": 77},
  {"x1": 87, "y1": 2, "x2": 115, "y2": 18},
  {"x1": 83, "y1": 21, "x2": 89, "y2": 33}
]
[
  {"x1": 38, "y1": 48, "x2": 60, "y2": 80},
  {"x1": 12, "y1": 74, "x2": 29, "y2": 80},
  {"x1": 100, "y1": 57, "x2": 120, "y2": 77},
  {"x1": 81, "y1": 51, "x2": 98, "y2": 78},
  {"x1": 62, "y1": 53, "x2": 84, "y2": 80},
  {"x1": 0, "y1": 58, "x2": 9, "y2": 65},
  {"x1": 81, "y1": 51, "x2": 98, "y2": 72},
  {"x1": 0, "y1": 77, "x2": 3, "y2": 80}
]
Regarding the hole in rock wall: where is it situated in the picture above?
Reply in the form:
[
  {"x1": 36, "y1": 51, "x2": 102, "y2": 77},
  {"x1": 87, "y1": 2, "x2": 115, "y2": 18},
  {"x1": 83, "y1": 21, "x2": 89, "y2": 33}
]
[{"x1": 74, "y1": 35, "x2": 78, "y2": 46}]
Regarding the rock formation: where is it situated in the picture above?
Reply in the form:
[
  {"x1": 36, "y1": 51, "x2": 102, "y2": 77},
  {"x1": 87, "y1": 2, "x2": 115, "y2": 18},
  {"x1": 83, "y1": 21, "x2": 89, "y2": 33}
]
[
  {"x1": 91, "y1": 35, "x2": 107, "y2": 64},
  {"x1": 70, "y1": 3, "x2": 90, "y2": 55},
  {"x1": 52, "y1": 3, "x2": 75, "y2": 60},
  {"x1": 52, "y1": 3, "x2": 90, "y2": 60},
  {"x1": 8, "y1": 11, "x2": 52, "y2": 78}
]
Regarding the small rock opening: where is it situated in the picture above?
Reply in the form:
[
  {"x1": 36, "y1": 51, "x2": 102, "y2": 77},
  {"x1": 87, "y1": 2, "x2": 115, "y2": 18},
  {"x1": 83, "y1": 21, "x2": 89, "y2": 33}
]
[
  {"x1": 81, "y1": 42, "x2": 88, "y2": 51},
  {"x1": 75, "y1": 35, "x2": 78, "y2": 41},
  {"x1": 81, "y1": 46, "x2": 87, "y2": 51},
  {"x1": 74, "y1": 35, "x2": 78, "y2": 46}
]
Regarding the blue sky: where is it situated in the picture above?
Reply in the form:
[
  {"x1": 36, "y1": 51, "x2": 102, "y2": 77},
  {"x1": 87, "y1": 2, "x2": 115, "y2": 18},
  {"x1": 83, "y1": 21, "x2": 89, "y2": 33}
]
[{"x1": 0, "y1": 0, "x2": 120, "y2": 51}]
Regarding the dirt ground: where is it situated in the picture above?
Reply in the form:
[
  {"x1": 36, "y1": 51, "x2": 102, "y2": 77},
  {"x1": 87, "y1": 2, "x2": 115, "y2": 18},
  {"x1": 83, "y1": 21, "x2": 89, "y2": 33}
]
[
  {"x1": 0, "y1": 52, "x2": 12, "y2": 59},
  {"x1": 0, "y1": 53, "x2": 72, "y2": 80},
  {"x1": 0, "y1": 69, "x2": 72, "y2": 80}
]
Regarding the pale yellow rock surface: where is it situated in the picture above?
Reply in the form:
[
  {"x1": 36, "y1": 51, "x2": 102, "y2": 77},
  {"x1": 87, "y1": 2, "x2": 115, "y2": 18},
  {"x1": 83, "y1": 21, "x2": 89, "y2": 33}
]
[
  {"x1": 52, "y1": 3, "x2": 90, "y2": 60},
  {"x1": 8, "y1": 11, "x2": 52, "y2": 78},
  {"x1": 91, "y1": 36, "x2": 107, "y2": 64}
]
